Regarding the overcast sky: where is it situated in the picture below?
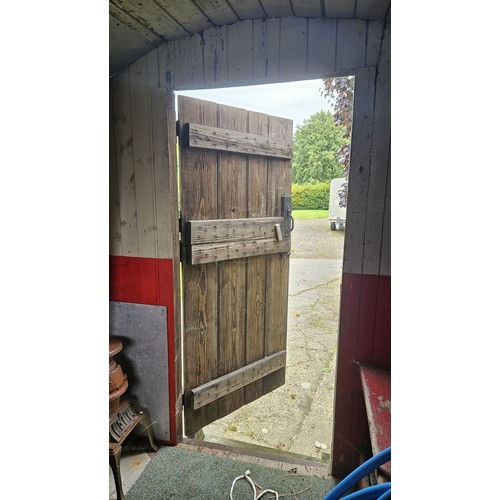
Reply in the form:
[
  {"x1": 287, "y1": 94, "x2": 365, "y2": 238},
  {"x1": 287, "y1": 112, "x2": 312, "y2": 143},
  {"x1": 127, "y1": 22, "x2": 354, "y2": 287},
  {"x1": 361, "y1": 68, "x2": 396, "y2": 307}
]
[{"x1": 175, "y1": 78, "x2": 332, "y2": 131}]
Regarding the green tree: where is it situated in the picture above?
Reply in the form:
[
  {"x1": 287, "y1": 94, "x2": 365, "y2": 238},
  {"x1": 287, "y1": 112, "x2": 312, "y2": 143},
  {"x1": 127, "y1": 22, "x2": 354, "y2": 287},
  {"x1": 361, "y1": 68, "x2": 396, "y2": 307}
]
[{"x1": 292, "y1": 110, "x2": 349, "y2": 184}]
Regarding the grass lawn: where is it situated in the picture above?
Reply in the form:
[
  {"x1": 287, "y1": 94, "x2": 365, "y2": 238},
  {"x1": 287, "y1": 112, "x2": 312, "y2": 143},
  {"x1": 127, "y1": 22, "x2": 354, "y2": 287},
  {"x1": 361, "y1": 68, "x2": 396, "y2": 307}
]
[{"x1": 292, "y1": 209, "x2": 328, "y2": 220}]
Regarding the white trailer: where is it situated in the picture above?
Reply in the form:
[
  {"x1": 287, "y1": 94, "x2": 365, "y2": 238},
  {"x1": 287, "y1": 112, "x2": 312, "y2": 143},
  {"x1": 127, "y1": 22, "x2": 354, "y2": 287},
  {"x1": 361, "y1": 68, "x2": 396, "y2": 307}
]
[{"x1": 328, "y1": 178, "x2": 347, "y2": 230}]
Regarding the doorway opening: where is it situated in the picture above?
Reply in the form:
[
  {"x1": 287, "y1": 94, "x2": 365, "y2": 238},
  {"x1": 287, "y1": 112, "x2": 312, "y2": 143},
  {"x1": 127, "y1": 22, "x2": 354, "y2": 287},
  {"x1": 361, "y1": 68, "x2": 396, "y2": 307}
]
[{"x1": 175, "y1": 76, "x2": 354, "y2": 465}]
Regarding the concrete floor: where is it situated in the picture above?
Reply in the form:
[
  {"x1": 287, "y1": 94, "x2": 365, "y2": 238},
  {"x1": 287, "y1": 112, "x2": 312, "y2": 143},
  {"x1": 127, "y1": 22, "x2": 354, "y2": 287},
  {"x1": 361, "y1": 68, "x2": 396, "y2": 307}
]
[{"x1": 109, "y1": 437, "x2": 157, "y2": 499}]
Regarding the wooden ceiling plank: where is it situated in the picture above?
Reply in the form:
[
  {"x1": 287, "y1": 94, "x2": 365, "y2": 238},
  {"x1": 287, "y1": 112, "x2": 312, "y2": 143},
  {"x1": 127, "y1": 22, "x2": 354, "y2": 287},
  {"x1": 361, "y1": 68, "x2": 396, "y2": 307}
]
[
  {"x1": 194, "y1": 0, "x2": 239, "y2": 25},
  {"x1": 355, "y1": 0, "x2": 390, "y2": 21},
  {"x1": 155, "y1": 0, "x2": 214, "y2": 34},
  {"x1": 290, "y1": 0, "x2": 322, "y2": 18},
  {"x1": 227, "y1": 0, "x2": 266, "y2": 20},
  {"x1": 109, "y1": 3, "x2": 164, "y2": 43},
  {"x1": 259, "y1": 0, "x2": 294, "y2": 18},
  {"x1": 110, "y1": 0, "x2": 188, "y2": 40},
  {"x1": 324, "y1": 0, "x2": 355, "y2": 18}
]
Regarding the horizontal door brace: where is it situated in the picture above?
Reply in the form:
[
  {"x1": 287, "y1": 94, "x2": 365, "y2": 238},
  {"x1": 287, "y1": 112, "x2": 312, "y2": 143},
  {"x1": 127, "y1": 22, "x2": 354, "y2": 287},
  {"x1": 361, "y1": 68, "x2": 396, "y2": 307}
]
[
  {"x1": 189, "y1": 350, "x2": 286, "y2": 410},
  {"x1": 183, "y1": 122, "x2": 293, "y2": 159}
]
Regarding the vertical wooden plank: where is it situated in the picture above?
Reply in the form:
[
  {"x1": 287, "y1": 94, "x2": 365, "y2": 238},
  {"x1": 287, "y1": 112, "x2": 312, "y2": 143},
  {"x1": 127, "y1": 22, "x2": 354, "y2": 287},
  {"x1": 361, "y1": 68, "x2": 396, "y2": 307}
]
[
  {"x1": 129, "y1": 56, "x2": 157, "y2": 263},
  {"x1": 147, "y1": 47, "x2": 160, "y2": 88},
  {"x1": 365, "y1": 21, "x2": 384, "y2": 68},
  {"x1": 203, "y1": 25, "x2": 229, "y2": 86},
  {"x1": 252, "y1": 19, "x2": 267, "y2": 81},
  {"x1": 158, "y1": 41, "x2": 176, "y2": 89},
  {"x1": 336, "y1": 19, "x2": 367, "y2": 72},
  {"x1": 362, "y1": 25, "x2": 390, "y2": 276},
  {"x1": 306, "y1": 18, "x2": 336, "y2": 77},
  {"x1": 150, "y1": 88, "x2": 173, "y2": 260},
  {"x1": 109, "y1": 96, "x2": 123, "y2": 257},
  {"x1": 342, "y1": 68, "x2": 376, "y2": 275},
  {"x1": 260, "y1": 17, "x2": 280, "y2": 80},
  {"x1": 264, "y1": 114, "x2": 292, "y2": 392},
  {"x1": 179, "y1": 96, "x2": 219, "y2": 435},
  {"x1": 175, "y1": 34, "x2": 204, "y2": 89},
  {"x1": 111, "y1": 69, "x2": 139, "y2": 257},
  {"x1": 216, "y1": 103, "x2": 248, "y2": 417},
  {"x1": 227, "y1": 20, "x2": 254, "y2": 83},
  {"x1": 245, "y1": 111, "x2": 269, "y2": 403},
  {"x1": 380, "y1": 157, "x2": 391, "y2": 277},
  {"x1": 279, "y1": 16, "x2": 307, "y2": 79}
]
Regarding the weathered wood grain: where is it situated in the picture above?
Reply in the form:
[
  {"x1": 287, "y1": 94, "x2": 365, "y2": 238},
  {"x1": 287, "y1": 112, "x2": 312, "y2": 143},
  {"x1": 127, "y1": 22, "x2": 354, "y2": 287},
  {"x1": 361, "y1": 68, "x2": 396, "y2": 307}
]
[
  {"x1": 109, "y1": 98, "x2": 123, "y2": 256},
  {"x1": 111, "y1": 70, "x2": 139, "y2": 257},
  {"x1": 263, "y1": 114, "x2": 292, "y2": 393},
  {"x1": 187, "y1": 217, "x2": 286, "y2": 244},
  {"x1": 179, "y1": 95, "x2": 219, "y2": 436},
  {"x1": 192, "y1": 350, "x2": 286, "y2": 409},
  {"x1": 180, "y1": 96, "x2": 292, "y2": 433},
  {"x1": 306, "y1": 18, "x2": 336, "y2": 76},
  {"x1": 228, "y1": 20, "x2": 254, "y2": 83},
  {"x1": 279, "y1": 16, "x2": 307, "y2": 78},
  {"x1": 129, "y1": 56, "x2": 157, "y2": 260},
  {"x1": 185, "y1": 122, "x2": 293, "y2": 158},
  {"x1": 245, "y1": 111, "x2": 269, "y2": 404},
  {"x1": 188, "y1": 237, "x2": 291, "y2": 264},
  {"x1": 342, "y1": 68, "x2": 376, "y2": 275},
  {"x1": 216, "y1": 102, "x2": 248, "y2": 418}
]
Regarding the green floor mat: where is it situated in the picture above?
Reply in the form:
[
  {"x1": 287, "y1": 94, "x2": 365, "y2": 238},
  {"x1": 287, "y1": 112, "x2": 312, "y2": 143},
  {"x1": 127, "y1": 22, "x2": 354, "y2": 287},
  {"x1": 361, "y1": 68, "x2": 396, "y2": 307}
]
[{"x1": 126, "y1": 446, "x2": 337, "y2": 499}]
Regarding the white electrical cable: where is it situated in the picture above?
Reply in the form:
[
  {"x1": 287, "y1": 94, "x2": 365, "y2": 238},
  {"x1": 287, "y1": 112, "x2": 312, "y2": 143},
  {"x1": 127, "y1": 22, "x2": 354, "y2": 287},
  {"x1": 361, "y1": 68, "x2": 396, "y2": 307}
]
[{"x1": 230, "y1": 470, "x2": 279, "y2": 500}]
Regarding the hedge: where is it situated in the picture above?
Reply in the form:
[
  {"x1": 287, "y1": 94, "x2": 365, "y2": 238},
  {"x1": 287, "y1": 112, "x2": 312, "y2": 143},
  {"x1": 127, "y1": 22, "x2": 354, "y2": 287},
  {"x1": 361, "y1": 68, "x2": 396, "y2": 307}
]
[{"x1": 291, "y1": 182, "x2": 330, "y2": 210}]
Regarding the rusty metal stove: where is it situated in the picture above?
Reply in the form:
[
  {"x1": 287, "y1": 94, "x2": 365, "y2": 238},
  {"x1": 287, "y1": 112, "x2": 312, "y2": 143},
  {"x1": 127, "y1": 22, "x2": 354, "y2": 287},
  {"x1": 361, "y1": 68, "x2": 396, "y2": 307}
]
[{"x1": 109, "y1": 337, "x2": 158, "y2": 499}]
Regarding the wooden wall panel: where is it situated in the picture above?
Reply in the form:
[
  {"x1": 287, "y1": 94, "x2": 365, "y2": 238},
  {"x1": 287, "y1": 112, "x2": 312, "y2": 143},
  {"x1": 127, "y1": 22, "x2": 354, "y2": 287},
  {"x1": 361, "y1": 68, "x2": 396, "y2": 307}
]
[
  {"x1": 151, "y1": 88, "x2": 174, "y2": 260},
  {"x1": 306, "y1": 18, "x2": 336, "y2": 76},
  {"x1": 366, "y1": 21, "x2": 384, "y2": 68},
  {"x1": 158, "y1": 17, "x2": 384, "y2": 92},
  {"x1": 362, "y1": 24, "x2": 390, "y2": 275},
  {"x1": 175, "y1": 34, "x2": 204, "y2": 88},
  {"x1": 279, "y1": 17, "x2": 308, "y2": 78},
  {"x1": 109, "y1": 97, "x2": 123, "y2": 257},
  {"x1": 342, "y1": 68, "x2": 376, "y2": 275},
  {"x1": 228, "y1": 20, "x2": 254, "y2": 83},
  {"x1": 147, "y1": 47, "x2": 160, "y2": 87},
  {"x1": 380, "y1": 158, "x2": 391, "y2": 276},
  {"x1": 203, "y1": 26, "x2": 228, "y2": 86},
  {"x1": 265, "y1": 17, "x2": 282, "y2": 80},
  {"x1": 129, "y1": 57, "x2": 157, "y2": 259},
  {"x1": 111, "y1": 70, "x2": 139, "y2": 257},
  {"x1": 336, "y1": 19, "x2": 367, "y2": 72}
]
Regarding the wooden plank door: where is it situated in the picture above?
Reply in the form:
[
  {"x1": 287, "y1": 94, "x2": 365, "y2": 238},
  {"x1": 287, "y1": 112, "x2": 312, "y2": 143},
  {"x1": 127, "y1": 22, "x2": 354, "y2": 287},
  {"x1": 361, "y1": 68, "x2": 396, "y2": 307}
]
[{"x1": 178, "y1": 95, "x2": 293, "y2": 436}]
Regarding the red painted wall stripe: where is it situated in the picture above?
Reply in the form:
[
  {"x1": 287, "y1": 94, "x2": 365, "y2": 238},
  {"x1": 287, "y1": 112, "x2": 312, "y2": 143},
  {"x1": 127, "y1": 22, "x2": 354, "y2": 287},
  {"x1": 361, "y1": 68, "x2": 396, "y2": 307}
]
[
  {"x1": 333, "y1": 272, "x2": 390, "y2": 476},
  {"x1": 109, "y1": 255, "x2": 177, "y2": 445}
]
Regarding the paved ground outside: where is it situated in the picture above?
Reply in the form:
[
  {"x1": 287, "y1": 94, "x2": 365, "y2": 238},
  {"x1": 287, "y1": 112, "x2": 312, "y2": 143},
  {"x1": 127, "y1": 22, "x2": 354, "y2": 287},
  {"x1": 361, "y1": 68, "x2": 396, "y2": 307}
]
[{"x1": 203, "y1": 217, "x2": 345, "y2": 462}]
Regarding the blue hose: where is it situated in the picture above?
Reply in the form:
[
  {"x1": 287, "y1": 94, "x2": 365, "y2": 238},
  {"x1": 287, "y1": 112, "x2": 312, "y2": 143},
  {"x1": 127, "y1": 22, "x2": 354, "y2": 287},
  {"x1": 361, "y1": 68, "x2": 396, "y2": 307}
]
[
  {"x1": 376, "y1": 487, "x2": 391, "y2": 500},
  {"x1": 340, "y1": 483, "x2": 390, "y2": 500},
  {"x1": 324, "y1": 447, "x2": 391, "y2": 500}
]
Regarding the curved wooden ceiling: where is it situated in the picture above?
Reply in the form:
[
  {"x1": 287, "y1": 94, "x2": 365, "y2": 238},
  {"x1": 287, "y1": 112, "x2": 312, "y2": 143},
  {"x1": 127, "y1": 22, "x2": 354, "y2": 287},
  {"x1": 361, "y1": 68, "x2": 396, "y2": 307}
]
[{"x1": 110, "y1": 0, "x2": 391, "y2": 76}]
